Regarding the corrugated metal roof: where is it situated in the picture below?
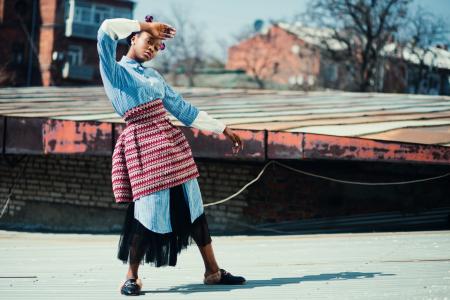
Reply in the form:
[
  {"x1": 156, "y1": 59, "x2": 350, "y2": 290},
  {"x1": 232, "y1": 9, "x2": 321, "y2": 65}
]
[{"x1": 0, "y1": 86, "x2": 449, "y2": 147}]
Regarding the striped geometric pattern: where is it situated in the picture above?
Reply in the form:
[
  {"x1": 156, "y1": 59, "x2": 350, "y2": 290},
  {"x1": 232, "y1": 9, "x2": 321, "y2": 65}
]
[{"x1": 111, "y1": 98, "x2": 200, "y2": 203}]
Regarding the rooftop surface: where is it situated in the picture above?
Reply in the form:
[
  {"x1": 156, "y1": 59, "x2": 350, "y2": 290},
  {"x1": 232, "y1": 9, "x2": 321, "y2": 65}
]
[
  {"x1": 1, "y1": 86, "x2": 449, "y2": 147},
  {"x1": 1, "y1": 229, "x2": 449, "y2": 299}
]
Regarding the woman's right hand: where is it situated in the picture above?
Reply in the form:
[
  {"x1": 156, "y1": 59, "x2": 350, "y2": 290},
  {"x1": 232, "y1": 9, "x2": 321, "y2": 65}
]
[
  {"x1": 139, "y1": 22, "x2": 177, "y2": 39},
  {"x1": 223, "y1": 126, "x2": 244, "y2": 155}
]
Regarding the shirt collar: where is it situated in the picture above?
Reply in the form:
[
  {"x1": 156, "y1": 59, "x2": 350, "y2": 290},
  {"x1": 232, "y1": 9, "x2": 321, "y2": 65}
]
[{"x1": 120, "y1": 55, "x2": 145, "y2": 71}]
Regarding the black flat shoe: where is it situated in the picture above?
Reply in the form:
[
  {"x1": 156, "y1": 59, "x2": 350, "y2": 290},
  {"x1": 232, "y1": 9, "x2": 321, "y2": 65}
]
[
  {"x1": 204, "y1": 269, "x2": 246, "y2": 285},
  {"x1": 120, "y1": 278, "x2": 142, "y2": 296}
]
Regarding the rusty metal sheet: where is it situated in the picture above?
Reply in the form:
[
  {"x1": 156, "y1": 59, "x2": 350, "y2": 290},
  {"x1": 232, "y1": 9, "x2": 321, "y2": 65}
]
[
  {"x1": 267, "y1": 131, "x2": 303, "y2": 159},
  {"x1": 303, "y1": 133, "x2": 450, "y2": 165},
  {"x1": 4, "y1": 117, "x2": 46, "y2": 154},
  {"x1": 113, "y1": 123, "x2": 126, "y2": 146},
  {"x1": 360, "y1": 125, "x2": 450, "y2": 145},
  {"x1": 42, "y1": 119, "x2": 112, "y2": 155},
  {"x1": 1, "y1": 86, "x2": 450, "y2": 161},
  {"x1": 182, "y1": 127, "x2": 266, "y2": 160}
]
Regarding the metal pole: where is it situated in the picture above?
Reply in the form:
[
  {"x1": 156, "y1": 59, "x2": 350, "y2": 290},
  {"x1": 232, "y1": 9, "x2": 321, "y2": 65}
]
[{"x1": 26, "y1": 0, "x2": 38, "y2": 86}]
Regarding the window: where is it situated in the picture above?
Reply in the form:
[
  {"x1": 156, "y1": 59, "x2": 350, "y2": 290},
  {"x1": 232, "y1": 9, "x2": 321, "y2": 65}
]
[
  {"x1": 113, "y1": 8, "x2": 132, "y2": 19},
  {"x1": 324, "y1": 64, "x2": 338, "y2": 82},
  {"x1": 291, "y1": 44, "x2": 301, "y2": 55},
  {"x1": 93, "y1": 5, "x2": 111, "y2": 23},
  {"x1": 69, "y1": 0, "x2": 131, "y2": 25},
  {"x1": 273, "y1": 62, "x2": 279, "y2": 74},
  {"x1": 67, "y1": 45, "x2": 83, "y2": 66},
  {"x1": 74, "y1": 1, "x2": 92, "y2": 23}
]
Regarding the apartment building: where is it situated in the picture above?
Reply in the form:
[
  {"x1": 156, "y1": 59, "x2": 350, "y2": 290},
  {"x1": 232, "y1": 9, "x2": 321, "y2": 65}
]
[{"x1": 0, "y1": 0, "x2": 135, "y2": 86}]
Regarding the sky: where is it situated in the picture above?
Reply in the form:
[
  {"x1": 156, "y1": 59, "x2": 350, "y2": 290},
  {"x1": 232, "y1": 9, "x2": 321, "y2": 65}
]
[{"x1": 134, "y1": 0, "x2": 450, "y2": 61}]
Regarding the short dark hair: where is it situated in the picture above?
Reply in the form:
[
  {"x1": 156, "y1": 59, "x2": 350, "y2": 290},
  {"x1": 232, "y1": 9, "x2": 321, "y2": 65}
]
[{"x1": 126, "y1": 31, "x2": 141, "y2": 46}]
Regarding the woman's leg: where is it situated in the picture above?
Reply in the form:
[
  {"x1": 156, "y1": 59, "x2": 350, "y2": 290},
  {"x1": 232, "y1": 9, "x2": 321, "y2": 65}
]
[
  {"x1": 126, "y1": 262, "x2": 140, "y2": 279},
  {"x1": 126, "y1": 235, "x2": 146, "y2": 279},
  {"x1": 197, "y1": 241, "x2": 246, "y2": 285},
  {"x1": 197, "y1": 242, "x2": 220, "y2": 276},
  {"x1": 190, "y1": 214, "x2": 220, "y2": 276}
]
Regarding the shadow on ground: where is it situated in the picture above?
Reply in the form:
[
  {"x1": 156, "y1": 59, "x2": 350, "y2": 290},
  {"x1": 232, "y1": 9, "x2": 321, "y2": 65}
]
[{"x1": 142, "y1": 271, "x2": 395, "y2": 294}]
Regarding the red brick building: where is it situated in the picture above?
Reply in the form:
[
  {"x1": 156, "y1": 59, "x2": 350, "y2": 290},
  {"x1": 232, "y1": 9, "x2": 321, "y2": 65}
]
[
  {"x1": 0, "y1": 0, "x2": 134, "y2": 87},
  {"x1": 226, "y1": 24, "x2": 335, "y2": 90},
  {"x1": 227, "y1": 23, "x2": 450, "y2": 95}
]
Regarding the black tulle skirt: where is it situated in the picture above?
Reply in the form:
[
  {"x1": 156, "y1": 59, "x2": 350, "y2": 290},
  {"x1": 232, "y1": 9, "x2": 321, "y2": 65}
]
[{"x1": 117, "y1": 183, "x2": 212, "y2": 267}]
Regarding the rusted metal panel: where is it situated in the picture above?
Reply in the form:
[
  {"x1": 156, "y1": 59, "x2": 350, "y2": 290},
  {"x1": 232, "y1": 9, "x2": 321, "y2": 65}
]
[
  {"x1": 181, "y1": 127, "x2": 266, "y2": 160},
  {"x1": 4, "y1": 117, "x2": 46, "y2": 154},
  {"x1": 360, "y1": 125, "x2": 450, "y2": 145},
  {"x1": 1, "y1": 86, "x2": 450, "y2": 149},
  {"x1": 113, "y1": 123, "x2": 126, "y2": 146},
  {"x1": 303, "y1": 133, "x2": 450, "y2": 165},
  {"x1": 42, "y1": 119, "x2": 112, "y2": 155},
  {"x1": 267, "y1": 131, "x2": 303, "y2": 159}
]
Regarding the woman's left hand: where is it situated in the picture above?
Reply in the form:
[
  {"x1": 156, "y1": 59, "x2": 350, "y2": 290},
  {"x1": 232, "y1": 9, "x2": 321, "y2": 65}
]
[
  {"x1": 140, "y1": 21, "x2": 177, "y2": 39},
  {"x1": 223, "y1": 126, "x2": 243, "y2": 155}
]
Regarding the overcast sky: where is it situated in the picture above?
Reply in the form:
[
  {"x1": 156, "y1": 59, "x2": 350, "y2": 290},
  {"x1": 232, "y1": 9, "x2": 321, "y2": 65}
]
[{"x1": 133, "y1": 0, "x2": 450, "y2": 61}]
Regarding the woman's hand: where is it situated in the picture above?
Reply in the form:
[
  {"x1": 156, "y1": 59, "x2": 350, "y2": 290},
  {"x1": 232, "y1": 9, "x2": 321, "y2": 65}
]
[
  {"x1": 139, "y1": 21, "x2": 177, "y2": 39},
  {"x1": 223, "y1": 126, "x2": 244, "y2": 155}
]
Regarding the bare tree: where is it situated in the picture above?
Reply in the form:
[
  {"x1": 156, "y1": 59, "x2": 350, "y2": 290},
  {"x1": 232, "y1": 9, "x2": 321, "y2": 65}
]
[
  {"x1": 244, "y1": 36, "x2": 273, "y2": 89},
  {"x1": 299, "y1": 0, "x2": 412, "y2": 92},
  {"x1": 401, "y1": 7, "x2": 449, "y2": 94},
  {"x1": 228, "y1": 21, "x2": 286, "y2": 89},
  {"x1": 154, "y1": 3, "x2": 205, "y2": 87}
]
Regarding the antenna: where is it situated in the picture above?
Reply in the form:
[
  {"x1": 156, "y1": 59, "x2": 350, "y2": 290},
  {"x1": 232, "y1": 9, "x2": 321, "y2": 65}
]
[{"x1": 254, "y1": 19, "x2": 264, "y2": 32}]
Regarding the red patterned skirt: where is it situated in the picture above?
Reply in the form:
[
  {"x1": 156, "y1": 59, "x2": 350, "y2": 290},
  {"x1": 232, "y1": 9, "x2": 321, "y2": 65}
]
[{"x1": 111, "y1": 98, "x2": 200, "y2": 203}]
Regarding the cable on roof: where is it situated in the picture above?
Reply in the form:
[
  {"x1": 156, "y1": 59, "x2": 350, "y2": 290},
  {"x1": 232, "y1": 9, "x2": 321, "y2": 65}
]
[
  {"x1": 0, "y1": 155, "x2": 31, "y2": 220},
  {"x1": 203, "y1": 160, "x2": 450, "y2": 207}
]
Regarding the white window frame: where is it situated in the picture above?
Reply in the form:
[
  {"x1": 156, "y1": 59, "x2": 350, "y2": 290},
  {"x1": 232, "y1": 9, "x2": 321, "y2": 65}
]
[
  {"x1": 67, "y1": 0, "x2": 132, "y2": 26},
  {"x1": 67, "y1": 45, "x2": 83, "y2": 66}
]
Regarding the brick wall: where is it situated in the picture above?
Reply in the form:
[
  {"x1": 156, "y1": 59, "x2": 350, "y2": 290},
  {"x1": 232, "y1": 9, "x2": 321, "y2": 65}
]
[
  {"x1": 0, "y1": 154, "x2": 449, "y2": 233},
  {"x1": 0, "y1": 154, "x2": 259, "y2": 232},
  {"x1": 226, "y1": 26, "x2": 321, "y2": 87}
]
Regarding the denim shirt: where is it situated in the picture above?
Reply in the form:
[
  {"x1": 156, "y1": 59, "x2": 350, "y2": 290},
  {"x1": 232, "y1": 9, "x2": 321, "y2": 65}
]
[{"x1": 97, "y1": 19, "x2": 204, "y2": 233}]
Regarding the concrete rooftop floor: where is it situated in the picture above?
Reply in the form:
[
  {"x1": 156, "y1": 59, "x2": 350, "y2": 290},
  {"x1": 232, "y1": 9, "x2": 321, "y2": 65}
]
[{"x1": 0, "y1": 230, "x2": 449, "y2": 299}]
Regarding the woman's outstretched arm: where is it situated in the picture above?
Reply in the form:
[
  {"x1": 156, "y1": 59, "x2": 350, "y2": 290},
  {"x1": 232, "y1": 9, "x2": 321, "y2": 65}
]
[
  {"x1": 191, "y1": 110, "x2": 243, "y2": 153},
  {"x1": 162, "y1": 82, "x2": 243, "y2": 153}
]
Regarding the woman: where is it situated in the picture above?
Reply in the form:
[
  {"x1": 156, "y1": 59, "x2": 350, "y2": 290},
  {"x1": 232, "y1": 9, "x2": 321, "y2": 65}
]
[{"x1": 97, "y1": 17, "x2": 246, "y2": 296}]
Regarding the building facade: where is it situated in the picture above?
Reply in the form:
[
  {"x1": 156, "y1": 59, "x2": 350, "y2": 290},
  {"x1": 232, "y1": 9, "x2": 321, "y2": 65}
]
[
  {"x1": 227, "y1": 23, "x2": 450, "y2": 95},
  {"x1": 226, "y1": 25, "x2": 322, "y2": 90},
  {"x1": 0, "y1": 0, "x2": 134, "y2": 87}
]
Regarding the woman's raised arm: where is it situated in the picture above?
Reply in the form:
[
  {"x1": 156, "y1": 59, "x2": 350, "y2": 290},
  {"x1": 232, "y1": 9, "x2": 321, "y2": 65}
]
[{"x1": 97, "y1": 18, "x2": 140, "y2": 84}]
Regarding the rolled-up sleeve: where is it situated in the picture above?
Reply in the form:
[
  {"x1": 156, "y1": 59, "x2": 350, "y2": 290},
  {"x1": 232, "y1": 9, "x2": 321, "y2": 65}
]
[{"x1": 191, "y1": 111, "x2": 226, "y2": 134}]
